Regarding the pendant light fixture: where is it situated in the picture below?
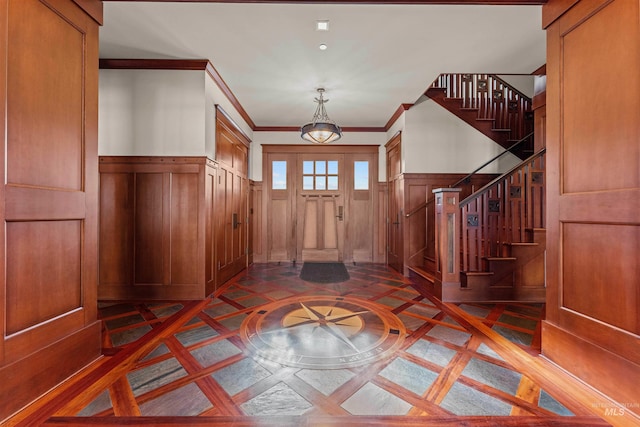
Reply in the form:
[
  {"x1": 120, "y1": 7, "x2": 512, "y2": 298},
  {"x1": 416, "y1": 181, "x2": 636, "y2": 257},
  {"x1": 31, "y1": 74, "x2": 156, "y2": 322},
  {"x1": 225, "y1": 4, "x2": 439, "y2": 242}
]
[{"x1": 300, "y1": 88, "x2": 342, "y2": 144}]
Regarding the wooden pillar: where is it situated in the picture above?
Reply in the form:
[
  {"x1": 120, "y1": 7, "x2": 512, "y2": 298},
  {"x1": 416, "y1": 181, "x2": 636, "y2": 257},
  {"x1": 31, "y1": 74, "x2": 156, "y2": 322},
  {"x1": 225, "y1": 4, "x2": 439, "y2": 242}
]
[{"x1": 432, "y1": 188, "x2": 461, "y2": 298}]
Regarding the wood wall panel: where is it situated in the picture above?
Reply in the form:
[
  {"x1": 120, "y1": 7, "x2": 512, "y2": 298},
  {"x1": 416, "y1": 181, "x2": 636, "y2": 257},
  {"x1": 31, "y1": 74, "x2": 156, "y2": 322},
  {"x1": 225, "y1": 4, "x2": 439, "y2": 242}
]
[
  {"x1": 7, "y1": 0, "x2": 83, "y2": 191},
  {"x1": 170, "y1": 173, "x2": 200, "y2": 285},
  {"x1": 205, "y1": 162, "x2": 217, "y2": 294},
  {"x1": 249, "y1": 180, "x2": 262, "y2": 264},
  {"x1": 6, "y1": 221, "x2": 82, "y2": 334},
  {"x1": 562, "y1": 223, "x2": 638, "y2": 334},
  {"x1": 376, "y1": 182, "x2": 388, "y2": 263},
  {"x1": 560, "y1": 0, "x2": 638, "y2": 194},
  {"x1": 134, "y1": 173, "x2": 165, "y2": 285},
  {"x1": 0, "y1": 0, "x2": 102, "y2": 421},
  {"x1": 544, "y1": 0, "x2": 640, "y2": 415},
  {"x1": 99, "y1": 173, "x2": 134, "y2": 286},
  {"x1": 99, "y1": 157, "x2": 208, "y2": 300}
]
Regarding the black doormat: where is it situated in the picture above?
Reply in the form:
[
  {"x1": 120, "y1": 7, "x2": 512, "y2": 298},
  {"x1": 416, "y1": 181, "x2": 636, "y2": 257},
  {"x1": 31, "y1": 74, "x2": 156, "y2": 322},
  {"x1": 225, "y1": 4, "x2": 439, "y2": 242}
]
[{"x1": 300, "y1": 262, "x2": 350, "y2": 283}]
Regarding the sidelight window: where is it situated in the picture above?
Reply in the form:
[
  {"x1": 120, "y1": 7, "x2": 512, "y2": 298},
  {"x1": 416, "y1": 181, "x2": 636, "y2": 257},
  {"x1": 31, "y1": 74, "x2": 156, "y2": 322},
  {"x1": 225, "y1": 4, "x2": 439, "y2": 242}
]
[
  {"x1": 354, "y1": 161, "x2": 369, "y2": 190},
  {"x1": 272, "y1": 161, "x2": 287, "y2": 190},
  {"x1": 303, "y1": 160, "x2": 339, "y2": 190}
]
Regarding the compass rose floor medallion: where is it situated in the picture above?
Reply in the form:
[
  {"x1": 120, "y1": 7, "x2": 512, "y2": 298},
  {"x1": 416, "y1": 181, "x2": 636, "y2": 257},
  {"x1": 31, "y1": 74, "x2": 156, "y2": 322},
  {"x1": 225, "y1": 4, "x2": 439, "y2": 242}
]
[{"x1": 240, "y1": 295, "x2": 406, "y2": 369}]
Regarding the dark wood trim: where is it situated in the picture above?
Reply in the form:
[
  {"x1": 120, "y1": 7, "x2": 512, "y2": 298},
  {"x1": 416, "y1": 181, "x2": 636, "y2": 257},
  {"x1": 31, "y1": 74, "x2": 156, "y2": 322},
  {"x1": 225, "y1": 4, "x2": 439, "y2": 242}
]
[
  {"x1": 542, "y1": 0, "x2": 580, "y2": 27},
  {"x1": 103, "y1": 1, "x2": 548, "y2": 5},
  {"x1": 206, "y1": 62, "x2": 256, "y2": 130},
  {"x1": 384, "y1": 103, "x2": 412, "y2": 131},
  {"x1": 261, "y1": 144, "x2": 379, "y2": 154},
  {"x1": 254, "y1": 126, "x2": 386, "y2": 132},
  {"x1": 99, "y1": 58, "x2": 210, "y2": 70},
  {"x1": 72, "y1": 0, "x2": 103, "y2": 24},
  {"x1": 531, "y1": 64, "x2": 546, "y2": 75},
  {"x1": 215, "y1": 105, "x2": 252, "y2": 145}
]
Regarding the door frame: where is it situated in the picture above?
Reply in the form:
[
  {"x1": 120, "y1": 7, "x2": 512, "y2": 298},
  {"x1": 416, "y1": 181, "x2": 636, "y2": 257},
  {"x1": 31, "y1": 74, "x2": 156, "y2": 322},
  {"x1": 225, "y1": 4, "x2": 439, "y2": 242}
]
[{"x1": 261, "y1": 145, "x2": 380, "y2": 264}]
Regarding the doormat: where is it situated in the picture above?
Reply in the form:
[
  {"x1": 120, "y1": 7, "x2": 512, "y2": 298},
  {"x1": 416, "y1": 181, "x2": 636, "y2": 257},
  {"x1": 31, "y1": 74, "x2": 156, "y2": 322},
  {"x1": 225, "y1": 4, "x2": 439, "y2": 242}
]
[{"x1": 300, "y1": 262, "x2": 350, "y2": 283}]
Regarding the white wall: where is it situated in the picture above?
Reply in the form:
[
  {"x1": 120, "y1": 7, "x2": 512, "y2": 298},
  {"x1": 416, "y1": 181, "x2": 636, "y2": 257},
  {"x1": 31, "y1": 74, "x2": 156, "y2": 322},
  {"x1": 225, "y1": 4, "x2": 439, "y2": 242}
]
[
  {"x1": 497, "y1": 74, "x2": 535, "y2": 98},
  {"x1": 401, "y1": 99, "x2": 520, "y2": 174},
  {"x1": 99, "y1": 68, "x2": 520, "y2": 180},
  {"x1": 99, "y1": 69, "x2": 206, "y2": 156},
  {"x1": 251, "y1": 131, "x2": 387, "y2": 182}
]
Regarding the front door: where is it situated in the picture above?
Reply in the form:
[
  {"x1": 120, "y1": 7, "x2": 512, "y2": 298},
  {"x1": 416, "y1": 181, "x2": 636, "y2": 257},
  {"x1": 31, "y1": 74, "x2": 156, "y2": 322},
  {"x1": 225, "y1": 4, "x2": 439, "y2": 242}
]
[{"x1": 296, "y1": 155, "x2": 345, "y2": 262}]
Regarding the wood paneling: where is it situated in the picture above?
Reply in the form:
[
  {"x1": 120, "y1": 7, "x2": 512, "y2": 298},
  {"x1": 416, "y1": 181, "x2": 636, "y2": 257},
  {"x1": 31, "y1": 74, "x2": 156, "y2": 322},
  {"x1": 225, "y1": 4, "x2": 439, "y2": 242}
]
[
  {"x1": 99, "y1": 157, "x2": 207, "y2": 300},
  {"x1": 543, "y1": 0, "x2": 640, "y2": 416},
  {"x1": 215, "y1": 107, "x2": 249, "y2": 285},
  {"x1": 205, "y1": 160, "x2": 218, "y2": 295},
  {"x1": 0, "y1": 0, "x2": 101, "y2": 421}
]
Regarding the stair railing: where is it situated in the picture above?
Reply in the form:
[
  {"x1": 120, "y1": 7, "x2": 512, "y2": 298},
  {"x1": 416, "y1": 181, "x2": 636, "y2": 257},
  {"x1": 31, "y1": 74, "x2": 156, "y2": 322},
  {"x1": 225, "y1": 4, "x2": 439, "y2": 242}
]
[
  {"x1": 431, "y1": 73, "x2": 533, "y2": 141},
  {"x1": 459, "y1": 148, "x2": 546, "y2": 272},
  {"x1": 450, "y1": 132, "x2": 534, "y2": 189},
  {"x1": 431, "y1": 148, "x2": 545, "y2": 290}
]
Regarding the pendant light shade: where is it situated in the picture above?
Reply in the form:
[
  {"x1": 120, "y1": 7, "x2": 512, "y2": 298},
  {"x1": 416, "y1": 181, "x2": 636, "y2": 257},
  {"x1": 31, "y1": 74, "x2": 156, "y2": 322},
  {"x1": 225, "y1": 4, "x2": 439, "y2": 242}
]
[{"x1": 300, "y1": 88, "x2": 342, "y2": 144}]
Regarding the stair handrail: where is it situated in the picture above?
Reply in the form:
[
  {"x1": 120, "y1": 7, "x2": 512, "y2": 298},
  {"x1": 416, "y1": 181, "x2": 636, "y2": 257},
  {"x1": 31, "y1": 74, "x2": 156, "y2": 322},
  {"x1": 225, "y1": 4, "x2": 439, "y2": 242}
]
[
  {"x1": 450, "y1": 132, "x2": 534, "y2": 189},
  {"x1": 489, "y1": 74, "x2": 532, "y2": 104},
  {"x1": 405, "y1": 197, "x2": 434, "y2": 218},
  {"x1": 460, "y1": 146, "x2": 546, "y2": 207}
]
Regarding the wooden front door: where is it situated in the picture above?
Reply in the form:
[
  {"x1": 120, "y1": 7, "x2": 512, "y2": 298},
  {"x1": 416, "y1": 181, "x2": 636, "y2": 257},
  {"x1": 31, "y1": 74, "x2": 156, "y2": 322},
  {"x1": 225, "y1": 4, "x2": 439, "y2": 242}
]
[{"x1": 297, "y1": 155, "x2": 345, "y2": 262}]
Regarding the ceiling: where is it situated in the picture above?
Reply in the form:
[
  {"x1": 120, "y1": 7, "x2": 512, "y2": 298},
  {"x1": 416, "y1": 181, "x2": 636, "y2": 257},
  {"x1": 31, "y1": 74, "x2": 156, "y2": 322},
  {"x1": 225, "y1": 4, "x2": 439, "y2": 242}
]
[{"x1": 99, "y1": 1, "x2": 546, "y2": 130}]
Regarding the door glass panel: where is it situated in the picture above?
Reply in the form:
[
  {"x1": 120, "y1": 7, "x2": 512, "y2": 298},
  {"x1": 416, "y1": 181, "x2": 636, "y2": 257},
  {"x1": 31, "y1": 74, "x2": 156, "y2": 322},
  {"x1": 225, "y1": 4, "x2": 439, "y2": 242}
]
[
  {"x1": 303, "y1": 176, "x2": 314, "y2": 190},
  {"x1": 327, "y1": 161, "x2": 338, "y2": 175},
  {"x1": 327, "y1": 176, "x2": 338, "y2": 190},
  {"x1": 303, "y1": 161, "x2": 314, "y2": 174},
  {"x1": 302, "y1": 159, "x2": 339, "y2": 191},
  {"x1": 354, "y1": 161, "x2": 369, "y2": 190},
  {"x1": 272, "y1": 161, "x2": 287, "y2": 190}
]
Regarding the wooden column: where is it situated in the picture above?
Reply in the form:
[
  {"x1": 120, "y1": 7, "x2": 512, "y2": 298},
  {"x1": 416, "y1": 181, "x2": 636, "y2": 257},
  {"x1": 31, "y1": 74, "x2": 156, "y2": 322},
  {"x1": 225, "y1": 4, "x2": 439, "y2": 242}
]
[{"x1": 432, "y1": 188, "x2": 461, "y2": 299}]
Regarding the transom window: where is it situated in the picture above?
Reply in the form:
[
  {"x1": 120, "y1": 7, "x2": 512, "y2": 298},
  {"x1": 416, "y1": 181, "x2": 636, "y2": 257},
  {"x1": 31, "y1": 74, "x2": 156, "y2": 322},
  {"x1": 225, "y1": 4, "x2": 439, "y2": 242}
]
[{"x1": 303, "y1": 160, "x2": 338, "y2": 190}]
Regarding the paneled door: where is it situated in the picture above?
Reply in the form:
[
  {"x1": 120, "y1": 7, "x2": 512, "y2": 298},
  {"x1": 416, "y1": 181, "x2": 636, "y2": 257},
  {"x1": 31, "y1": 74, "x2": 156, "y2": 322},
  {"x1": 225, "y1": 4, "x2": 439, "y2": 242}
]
[{"x1": 297, "y1": 155, "x2": 345, "y2": 262}]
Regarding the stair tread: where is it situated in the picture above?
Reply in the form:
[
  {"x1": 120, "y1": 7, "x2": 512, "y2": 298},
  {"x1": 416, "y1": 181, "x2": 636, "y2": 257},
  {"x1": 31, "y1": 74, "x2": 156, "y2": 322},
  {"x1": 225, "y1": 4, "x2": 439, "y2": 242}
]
[
  {"x1": 462, "y1": 271, "x2": 494, "y2": 276},
  {"x1": 484, "y1": 257, "x2": 517, "y2": 261},
  {"x1": 504, "y1": 242, "x2": 539, "y2": 246},
  {"x1": 407, "y1": 266, "x2": 436, "y2": 283}
]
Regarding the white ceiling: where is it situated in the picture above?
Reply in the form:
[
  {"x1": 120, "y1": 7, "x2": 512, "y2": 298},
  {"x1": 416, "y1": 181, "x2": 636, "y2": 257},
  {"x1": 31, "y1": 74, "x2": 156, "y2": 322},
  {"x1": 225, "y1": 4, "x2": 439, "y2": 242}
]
[{"x1": 100, "y1": 2, "x2": 546, "y2": 129}]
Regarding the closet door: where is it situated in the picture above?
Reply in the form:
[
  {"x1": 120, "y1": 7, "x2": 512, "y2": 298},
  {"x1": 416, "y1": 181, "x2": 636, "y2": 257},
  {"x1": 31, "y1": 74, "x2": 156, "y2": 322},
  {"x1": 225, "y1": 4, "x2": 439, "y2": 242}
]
[{"x1": 0, "y1": 0, "x2": 102, "y2": 420}]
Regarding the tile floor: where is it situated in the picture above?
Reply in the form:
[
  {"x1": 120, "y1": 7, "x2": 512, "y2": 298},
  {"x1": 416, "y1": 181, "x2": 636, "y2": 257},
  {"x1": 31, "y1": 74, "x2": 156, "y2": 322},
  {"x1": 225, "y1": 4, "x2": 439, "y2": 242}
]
[{"x1": 49, "y1": 263, "x2": 610, "y2": 425}]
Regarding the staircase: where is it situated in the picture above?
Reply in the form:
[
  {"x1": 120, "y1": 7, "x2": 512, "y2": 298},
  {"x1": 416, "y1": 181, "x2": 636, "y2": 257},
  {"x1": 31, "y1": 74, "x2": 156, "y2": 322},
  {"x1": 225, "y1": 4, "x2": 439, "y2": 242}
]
[
  {"x1": 425, "y1": 74, "x2": 534, "y2": 160},
  {"x1": 409, "y1": 148, "x2": 546, "y2": 303}
]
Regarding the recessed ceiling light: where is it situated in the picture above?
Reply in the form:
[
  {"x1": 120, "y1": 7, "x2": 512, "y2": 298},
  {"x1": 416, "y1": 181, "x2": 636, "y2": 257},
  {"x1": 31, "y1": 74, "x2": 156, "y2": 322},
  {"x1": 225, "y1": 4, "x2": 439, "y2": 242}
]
[
  {"x1": 316, "y1": 20, "x2": 329, "y2": 31},
  {"x1": 319, "y1": 44, "x2": 328, "y2": 51}
]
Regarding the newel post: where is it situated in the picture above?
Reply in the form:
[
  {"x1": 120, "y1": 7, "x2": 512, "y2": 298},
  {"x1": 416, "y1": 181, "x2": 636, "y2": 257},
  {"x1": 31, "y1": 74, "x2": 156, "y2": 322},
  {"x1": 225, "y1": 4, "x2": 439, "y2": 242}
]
[{"x1": 432, "y1": 188, "x2": 461, "y2": 297}]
